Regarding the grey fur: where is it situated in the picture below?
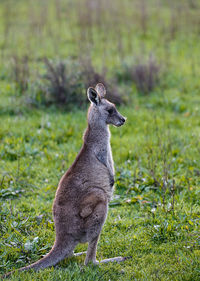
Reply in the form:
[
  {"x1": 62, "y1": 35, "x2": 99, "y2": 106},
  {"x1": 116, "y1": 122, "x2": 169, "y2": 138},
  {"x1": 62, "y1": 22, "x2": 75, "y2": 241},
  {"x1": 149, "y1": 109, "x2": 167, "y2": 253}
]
[{"x1": 4, "y1": 83, "x2": 126, "y2": 278}]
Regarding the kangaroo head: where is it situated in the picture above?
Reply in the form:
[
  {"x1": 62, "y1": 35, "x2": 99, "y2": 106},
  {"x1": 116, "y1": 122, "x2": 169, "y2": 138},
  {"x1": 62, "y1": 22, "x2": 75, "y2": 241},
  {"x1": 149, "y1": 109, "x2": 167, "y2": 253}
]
[{"x1": 87, "y1": 83, "x2": 126, "y2": 128}]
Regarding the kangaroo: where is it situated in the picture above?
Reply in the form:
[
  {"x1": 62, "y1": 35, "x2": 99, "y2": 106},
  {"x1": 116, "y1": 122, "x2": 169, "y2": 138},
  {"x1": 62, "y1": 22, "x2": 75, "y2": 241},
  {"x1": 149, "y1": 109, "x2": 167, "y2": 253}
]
[{"x1": 4, "y1": 83, "x2": 126, "y2": 278}]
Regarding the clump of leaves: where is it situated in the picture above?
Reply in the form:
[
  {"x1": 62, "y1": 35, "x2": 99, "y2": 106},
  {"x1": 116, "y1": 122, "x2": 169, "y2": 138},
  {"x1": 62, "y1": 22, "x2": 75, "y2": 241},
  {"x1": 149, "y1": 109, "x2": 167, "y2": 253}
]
[{"x1": 149, "y1": 220, "x2": 180, "y2": 244}]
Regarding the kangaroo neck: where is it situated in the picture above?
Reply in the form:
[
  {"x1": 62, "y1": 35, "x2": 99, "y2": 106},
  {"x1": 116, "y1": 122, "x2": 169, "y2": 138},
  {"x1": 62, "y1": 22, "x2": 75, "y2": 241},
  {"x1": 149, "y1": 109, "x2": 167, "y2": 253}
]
[{"x1": 84, "y1": 124, "x2": 110, "y2": 147}]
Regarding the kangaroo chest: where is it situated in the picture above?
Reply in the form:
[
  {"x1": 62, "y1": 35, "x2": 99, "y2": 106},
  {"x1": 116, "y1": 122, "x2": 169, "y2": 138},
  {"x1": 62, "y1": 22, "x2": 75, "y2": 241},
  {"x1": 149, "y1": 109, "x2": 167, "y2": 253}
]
[{"x1": 95, "y1": 142, "x2": 115, "y2": 187}]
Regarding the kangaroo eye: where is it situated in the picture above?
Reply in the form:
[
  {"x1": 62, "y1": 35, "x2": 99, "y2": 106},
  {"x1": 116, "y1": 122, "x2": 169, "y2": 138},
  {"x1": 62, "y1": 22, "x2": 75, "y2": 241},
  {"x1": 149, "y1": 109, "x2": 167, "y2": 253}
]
[{"x1": 108, "y1": 108, "x2": 114, "y2": 114}]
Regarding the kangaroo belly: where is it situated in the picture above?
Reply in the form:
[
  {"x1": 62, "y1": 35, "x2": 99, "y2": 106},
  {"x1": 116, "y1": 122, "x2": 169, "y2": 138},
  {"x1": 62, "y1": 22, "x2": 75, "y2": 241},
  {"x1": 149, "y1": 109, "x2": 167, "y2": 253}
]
[{"x1": 53, "y1": 187, "x2": 108, "y2": 242}]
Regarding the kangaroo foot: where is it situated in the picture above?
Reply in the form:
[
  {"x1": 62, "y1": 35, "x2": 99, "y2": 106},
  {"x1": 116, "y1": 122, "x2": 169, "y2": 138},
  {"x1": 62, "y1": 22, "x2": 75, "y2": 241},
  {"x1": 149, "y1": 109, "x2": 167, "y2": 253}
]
[
  {"x1": 85, "y1": 259, "x2": 99, "y2": 265},
  {"x1": 100, "y1": 256, "x2": 131, "y2": 264},
  {"x1": 67, "y1": 251, "x2": 87, "y2": 258},
  {"x1": 74, "y1": 251, "x2": 87, "y2": 257}
]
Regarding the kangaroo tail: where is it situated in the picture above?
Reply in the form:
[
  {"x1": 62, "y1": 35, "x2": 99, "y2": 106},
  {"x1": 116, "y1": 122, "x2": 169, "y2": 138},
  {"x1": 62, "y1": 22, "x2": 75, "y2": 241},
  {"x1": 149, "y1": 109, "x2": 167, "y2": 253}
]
[{"x1": 3, "y1": 239, "x2": 75, "y2": 278}]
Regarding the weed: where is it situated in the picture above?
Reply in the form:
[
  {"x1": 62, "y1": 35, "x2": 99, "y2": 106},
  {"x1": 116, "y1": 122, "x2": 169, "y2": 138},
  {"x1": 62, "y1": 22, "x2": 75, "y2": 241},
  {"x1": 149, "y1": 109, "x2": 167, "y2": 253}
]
[
  {"x1": 11, "y1": 56, "x2": 29, "y2": 94},
  {"x1": 80, "y1": 57, "x2": 122, "y2": 104},
  {"x1": 40, "y1": 58, "x2": 85, "y2": 107},
  {"x1": 28, "y1": 57, "x2": 123, "y2": 108},
  {"x1": 116, "y1": 55, "x2": 161, "y2": 95}
]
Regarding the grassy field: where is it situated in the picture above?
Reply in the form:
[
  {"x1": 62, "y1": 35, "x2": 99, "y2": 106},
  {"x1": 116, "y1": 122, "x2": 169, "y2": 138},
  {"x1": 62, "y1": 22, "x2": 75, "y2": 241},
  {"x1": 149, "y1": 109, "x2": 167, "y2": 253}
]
[{"x1": 0, "y1": 0, "x2": 200, "y2": 280}]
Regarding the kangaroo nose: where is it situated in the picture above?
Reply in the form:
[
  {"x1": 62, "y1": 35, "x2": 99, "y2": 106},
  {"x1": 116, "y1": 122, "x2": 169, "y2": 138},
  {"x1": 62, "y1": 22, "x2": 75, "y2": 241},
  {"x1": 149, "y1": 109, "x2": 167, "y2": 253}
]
[{"x1": 121, "y1": 117, "x2": 126, "y2": 123}]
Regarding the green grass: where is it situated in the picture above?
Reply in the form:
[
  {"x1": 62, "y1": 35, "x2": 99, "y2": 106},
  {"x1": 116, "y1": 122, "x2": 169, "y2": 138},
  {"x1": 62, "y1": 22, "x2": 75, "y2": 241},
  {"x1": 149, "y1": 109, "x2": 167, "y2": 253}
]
[
  {"x1": 1, "y1": 91, "x2": 199, "y2": 280},
  {"x1": 0, "y1": 0, "x2": 200, "y2": 280}
]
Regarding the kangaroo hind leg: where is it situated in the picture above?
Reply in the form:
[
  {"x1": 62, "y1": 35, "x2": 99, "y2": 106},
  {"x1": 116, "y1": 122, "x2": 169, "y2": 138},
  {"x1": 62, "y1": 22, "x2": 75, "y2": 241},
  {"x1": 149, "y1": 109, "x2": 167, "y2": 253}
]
[
  {"x1": 84, "y1": 201, "x2": 107, "y2": 265},
  {"x1": 84, "y1": 235, "x2": 100, "y2": 265}
]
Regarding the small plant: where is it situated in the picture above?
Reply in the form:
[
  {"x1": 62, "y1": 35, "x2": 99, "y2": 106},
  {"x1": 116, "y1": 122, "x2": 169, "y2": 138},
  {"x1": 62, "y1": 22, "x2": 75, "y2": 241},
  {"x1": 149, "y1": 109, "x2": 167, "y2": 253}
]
[
  {"x1": 132, "y1": 56, "x2": 160, "y2": 95},
  {"x1": 149, "y1": 220, "x2": 179, "y2": 244},
  {"x1": 116, "y1": 55, "x2": 161, "y2": 95},
  {"x1": 42, "y1": 58, "x2": 85, "y2": 107},
  {"x1": 80, "y1": 57, "x2": 122, "y2": 105},
  {"x1": 29, "y1": 58, "x2": 124, "y2": 108},
  {"x1": 11, "y1": 55, "x2": 29, "y2": 94}
]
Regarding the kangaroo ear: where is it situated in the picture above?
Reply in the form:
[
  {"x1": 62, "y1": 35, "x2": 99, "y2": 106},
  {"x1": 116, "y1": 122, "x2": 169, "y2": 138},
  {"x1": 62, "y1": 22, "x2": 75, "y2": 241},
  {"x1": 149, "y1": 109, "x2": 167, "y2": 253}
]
[
  {"x1": 87, "y1": 87, "x2": 100, "y2": 105},
  {"x1": 95, "y1": 83, "x2": 106, "y2": 98}
]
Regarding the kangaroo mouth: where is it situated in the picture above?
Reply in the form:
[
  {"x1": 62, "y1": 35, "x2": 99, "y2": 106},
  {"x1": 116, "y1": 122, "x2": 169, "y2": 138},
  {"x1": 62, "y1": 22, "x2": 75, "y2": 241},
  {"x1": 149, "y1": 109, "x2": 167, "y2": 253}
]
[
  {"x1": 116, "y1": 120, "x2": 125, "y2": 127},
  {"x1": 117, "y1": 116, "x2": 126, "y2": 127}
]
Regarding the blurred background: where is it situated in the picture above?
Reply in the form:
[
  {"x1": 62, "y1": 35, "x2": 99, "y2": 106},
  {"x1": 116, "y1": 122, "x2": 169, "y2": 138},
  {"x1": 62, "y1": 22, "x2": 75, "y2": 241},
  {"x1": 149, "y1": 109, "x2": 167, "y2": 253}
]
[{"x1": 1, "y1": 0, "x2": 200, "y2": 109}]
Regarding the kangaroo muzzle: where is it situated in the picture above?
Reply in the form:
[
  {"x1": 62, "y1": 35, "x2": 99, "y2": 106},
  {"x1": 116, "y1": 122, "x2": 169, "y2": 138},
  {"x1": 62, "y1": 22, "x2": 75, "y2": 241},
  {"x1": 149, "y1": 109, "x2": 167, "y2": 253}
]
[{"x1": 116, "y1": 116, "x2": 126, "y2": 127}]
